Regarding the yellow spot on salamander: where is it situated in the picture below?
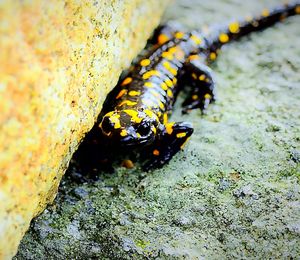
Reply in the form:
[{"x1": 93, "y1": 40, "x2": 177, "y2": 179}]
[
  {"x1": 112, "y1": 114, "x2": 120, "y2": 119},
  {"x1": 165, "y1": 79, "x2": 173, "y2": 87},
  {"x1": 192, "y1": 73, "x2": 197, "y2": 80},
  {"x1": 199, "y1": 74, "x2": 206, "y2": 81},
  {"x1": 219, "y1": 33, "x2": 229, "y2": 43},
  {"x1": 121, "y1": 77, "x2": 132, "y2": 86},
  {"x1": 144, "y1": 109, "x2": 154, "y2": 118},
  {"x1": 162, "y1": 51, "x2": 173, "y2": 60},
  {"x1": 140, "y1": 59, "x2": 151, "y2": 66},
  {"x1": 168, "y1": 46, "x2": 178, "y2": 54},
  {"x1": 161, "y1": 82, "x2": 168, "y2": 90},
  {"x1": 188, "y1": 54, "x2": 200, "y2": 61},
  {"x1": 104, "y1": 111, "x2": 114, "y2": 117},
  {"x1": 192, "y1": 95, "x2": 198, "y2": 100},
  {"x1": 123, "y1": 109, "x2": 143, "y2": 123},
  {"x1": 122, "y1": 159, "x2": 134, "y2": 168},
  {"x1": 163, "y1": 61, "x2": 171, "y2": 70},
  {"x1": 173, "y1": 77, "x2": 177, "y2": 84},
  {"x1": 144, "y1": 109, "x2": 153, "y2": 118},
  {"x1": 118, "y1": 100, "x2": 137, "y2": 107},
  {"x1": 229, "y1": 22, "x2": 240, "y2": 33},
  {"x1": 153, "y1": 149, "x2": 160, "y2": 156},
  {"x1": 210, "y1": 52, "x2": 217, "y2": 61},
  {"x1": 176, "y1": 132, "x2": 187, "y2": 138},
  {"x1": 123, "y1": 109, "x2": 139, "y2": 117},
  {"x1": 296, "y1": 6, "x2": 300, "y2": 14},
  {"x1": 151, "y1": 126, "x2": 157, "y2": 134},
  {"x1": 163, "y1": 113, "x2": 168, "y2": 124},
  {"x1": 116, "y1": 89, "x2": 127, "y2": 99},
  {"x1": 204, "y1": 93, "x2": 212, "y2": 99},
  {"x1": 142, "y1": 70, "x2": 160, "y2": 79},
  {"x1": 158, "y1": 34, "x2": 169, "y2": 44},
  {"x1": 167, "y1": 89, "x2": 173, "y2": 98},
  {"x1": 169, "y1": 68, "x2": 177, "y2": 76},
  {"x1": 120, "y1": 129, "x2": 127, "y2": 137},
  {"x1": 144, "y1": 82, "x2": 154, "y2": 88},
  {"x1": 190, "y1": 35, "x2": 202, "y2": 45},
  {"x1": 175, "y1": 31, "x2": 184, "y2": 39},
  {"x1": 159, "y1": 102, "x2": 165, "y2": 110},
  {"x1": 166, "y1": 122, "x2": 174, "y2": 135},
  {"x1": 128, "y1": 90, "x2": 141, "y2": 96},
  {"x1": 110, "y1": 115, "x2": 121, "y2": 129},
  {"x1": 261, "y1": 9, "x2": 269, "y2": 17}
]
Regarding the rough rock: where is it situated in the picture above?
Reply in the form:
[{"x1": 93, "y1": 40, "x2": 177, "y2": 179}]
[{"x1": 0, "y1": 0, "x2": 169, "y2": 258}]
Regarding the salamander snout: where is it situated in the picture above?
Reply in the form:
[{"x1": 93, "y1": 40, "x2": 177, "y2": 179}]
[{"x1": 99, "y1": 109, "x2": 159, "y2": 147}]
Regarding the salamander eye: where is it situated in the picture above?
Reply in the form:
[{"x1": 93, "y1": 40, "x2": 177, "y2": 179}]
[
  {"x1": 137, "y1": 122, "x2": 151, "y2": 136},
  {"x1": 101, "y1": 117, "x2": 113, "y2": 135}
]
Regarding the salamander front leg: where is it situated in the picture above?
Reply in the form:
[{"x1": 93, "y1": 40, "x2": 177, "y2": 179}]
[
  {"x1": 142, "y1": 122, "x2": 193, "y2": 171},
  {"x1": 74, "y1": 129, "x2": 115, "y2": 173},
  {"x1": 182, "y1": 59, "x2": 216, "y2": 114}
]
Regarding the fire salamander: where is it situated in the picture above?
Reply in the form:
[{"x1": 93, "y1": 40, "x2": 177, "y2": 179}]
[{"x1": 79, "y1": 2, "x2": 300, "y2": 171}]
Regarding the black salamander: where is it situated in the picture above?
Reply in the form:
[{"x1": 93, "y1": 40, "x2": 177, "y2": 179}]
[{"x1": 82, "y1": 2, "x2": 300, "y2": 171}]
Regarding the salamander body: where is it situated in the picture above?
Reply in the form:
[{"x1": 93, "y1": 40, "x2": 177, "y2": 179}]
[{"x1": 83, "y1": 2, "x2": 300, "y2": 170}]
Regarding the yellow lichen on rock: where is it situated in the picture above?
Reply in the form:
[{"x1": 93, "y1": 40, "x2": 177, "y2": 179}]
[{"x1": 0, "y1": 0, "x2": 170, "y2": 258}]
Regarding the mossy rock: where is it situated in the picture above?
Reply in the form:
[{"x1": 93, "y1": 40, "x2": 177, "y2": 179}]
[{"x1": 16, "y1": 0, "x2": 300, "y2": 258}]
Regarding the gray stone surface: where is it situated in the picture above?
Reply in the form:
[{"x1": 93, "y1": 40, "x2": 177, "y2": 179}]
[{"x1": 16, "y1": 0, "x2": 300, "y2": 259}]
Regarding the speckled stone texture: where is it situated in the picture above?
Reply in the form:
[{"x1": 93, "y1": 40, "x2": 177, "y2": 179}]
[
  {"x1": 16, "y1": 0, "x2": 300, "y2": 259},
  {"x1": 0, "y1": 1, "x2": 169, "y2": 259}
]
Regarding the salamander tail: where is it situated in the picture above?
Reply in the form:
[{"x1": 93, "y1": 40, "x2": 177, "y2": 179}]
[{"x1": 206, "y1": 2, "x2": 300, "y2": 54}]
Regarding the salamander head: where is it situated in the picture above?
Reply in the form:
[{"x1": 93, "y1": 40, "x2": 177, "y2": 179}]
[{"x1": 99, "y1": 109, "x2": 159, "y2": 147}]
